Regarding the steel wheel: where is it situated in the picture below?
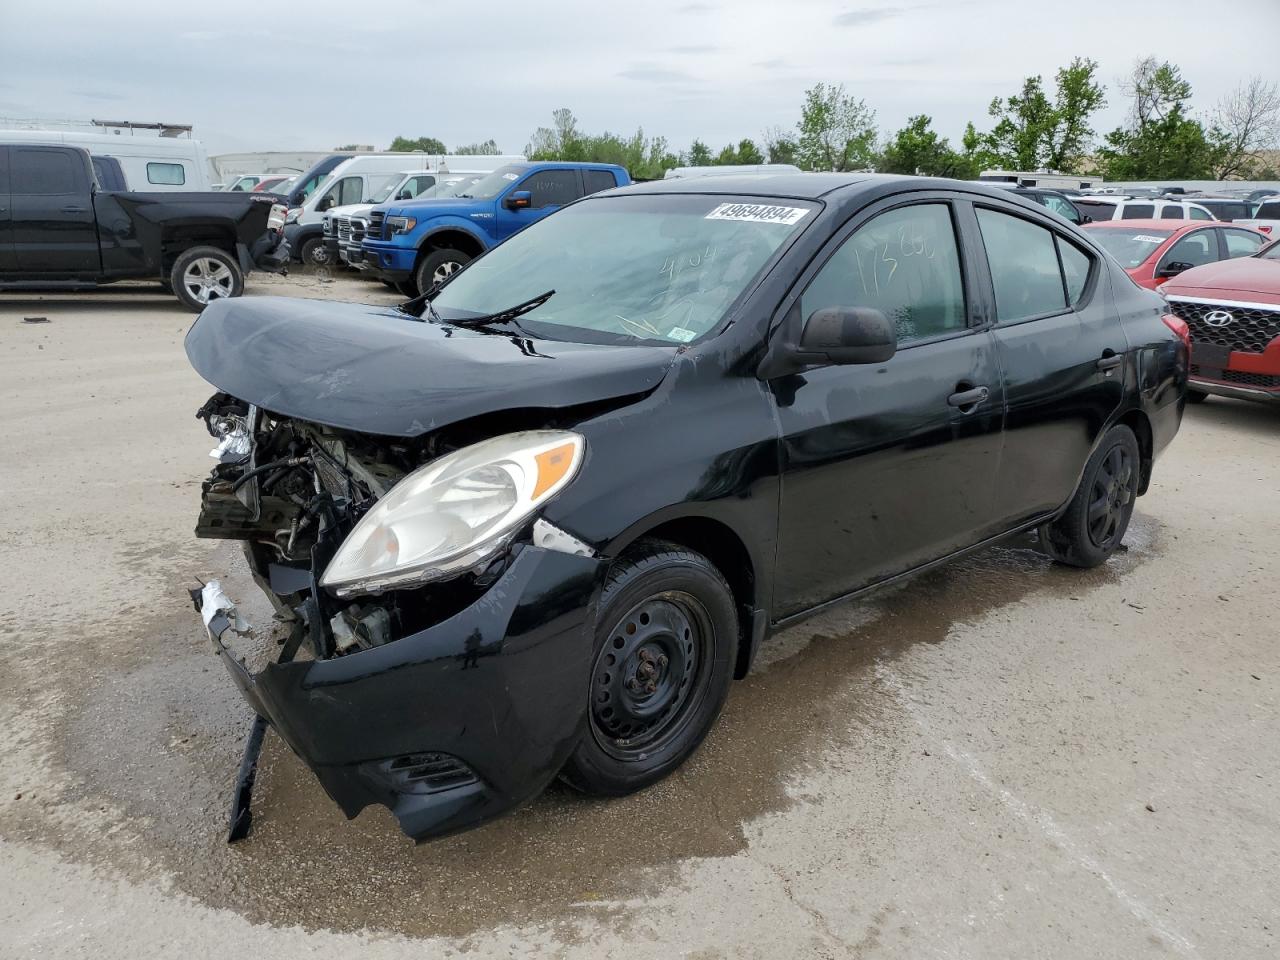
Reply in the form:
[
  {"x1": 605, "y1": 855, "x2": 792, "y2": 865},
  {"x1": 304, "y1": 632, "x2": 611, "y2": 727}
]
[
  {"x1": 182, "y1": 256, "x2": 236, "y2": 305},
  {"x1": 1087, "y1": 444, "x2": 1135, "y2": 550},
  {"x1": 590, "y1": 591, "x2": 715, "y2": 761},
  {"x1": 432, "y1": 259, "x2": 461, "y2": 285}
]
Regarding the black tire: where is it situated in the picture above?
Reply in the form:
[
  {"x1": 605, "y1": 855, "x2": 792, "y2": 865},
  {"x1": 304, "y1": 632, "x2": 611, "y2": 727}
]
[
  {"x1": 1186, "y1": 389, "x2": 1209, "y2": 404},
  {"x1": 1039, "y1": 424, "x2": 1141, "y2": 568},
  {"x1": 413, "y1": 247, "x2": 470, "y2": 296},
  {"x1": 395, "y1": 280, "x2": 418, "y2": 298},
  {"x1": 560, "y1": 540, "x2": 738, "y2": 796},
  {"x1": 299, "y1": 237, "x2": 330, "y2": 267},
  {"x1": 169, "y1": 246, "x2": 243, "y2": 312}
]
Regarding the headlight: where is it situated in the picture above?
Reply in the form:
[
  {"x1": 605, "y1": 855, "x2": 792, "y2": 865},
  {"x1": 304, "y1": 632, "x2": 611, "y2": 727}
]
[
  {"x1": 386, "y1": 215, "x2": 417, "y2": 234},
  {"x1": 320, "y1": 431, "x2": 584, "y2": 597}
]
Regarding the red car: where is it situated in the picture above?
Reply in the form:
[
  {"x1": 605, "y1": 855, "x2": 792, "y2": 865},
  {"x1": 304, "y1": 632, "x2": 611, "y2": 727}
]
[
  {"x1": 1083, "y1": 219, "x2": 1268, "y2": 290},
  {"x1": 1161, "y1": 238, "x2": 1280, "y2": 403}
]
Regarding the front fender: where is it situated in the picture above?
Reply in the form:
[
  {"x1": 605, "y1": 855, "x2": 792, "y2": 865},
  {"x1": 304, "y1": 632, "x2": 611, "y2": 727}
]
[{"x1": 413, "y1": 216, "x2": 492, "y2": 251}]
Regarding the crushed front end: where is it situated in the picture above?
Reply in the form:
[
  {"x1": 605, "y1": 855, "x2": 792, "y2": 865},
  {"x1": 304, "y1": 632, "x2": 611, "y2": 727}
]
[{"x1": 190, "y1": 394, "x2": 606, "y2": 842}]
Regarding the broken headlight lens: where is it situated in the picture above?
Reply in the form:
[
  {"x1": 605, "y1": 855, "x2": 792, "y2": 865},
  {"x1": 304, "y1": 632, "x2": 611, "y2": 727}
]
[{"x1": 320, "y1": 431, "x2": 584, "y2": 597}]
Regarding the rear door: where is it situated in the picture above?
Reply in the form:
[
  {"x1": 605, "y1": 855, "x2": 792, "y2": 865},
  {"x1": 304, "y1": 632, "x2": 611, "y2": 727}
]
[
  {"x1": 11, "y1": 145, "x2": 99, "y2": 275},
  {"x1": 1219, "y1": 227, "x2": 1267, "y2": 259},
  {"x1": 970, "y1": 200, "x2": 1125, "y2": 527},
  {"x1": 771, "y1": 195, "x2": 1006, "y2": 616},
  {"x1": 0, "y1": 147, "x2": 13, "y2": 273}
]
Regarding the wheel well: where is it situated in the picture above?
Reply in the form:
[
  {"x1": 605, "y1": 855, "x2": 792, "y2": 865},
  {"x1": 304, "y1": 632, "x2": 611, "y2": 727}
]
[
  {"x1": 162, "y1": 227, "x2": 237, "y2": 273},
  {"x1": 623, "y1": 517, "x2": 758, "y2": 680},
  {"x1": 1117, "y1": 408, "x2": 1153, "y2": 494},
  {"x1": 419, "y1": 229, "x2": 485, "y2": 263}
]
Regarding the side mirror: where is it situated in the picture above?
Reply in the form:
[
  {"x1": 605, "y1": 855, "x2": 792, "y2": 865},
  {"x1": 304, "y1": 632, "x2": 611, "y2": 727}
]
[
  {"x1": 798, "y1": 306, "x2": 897, "y2": 366},
  {"x1": 317, "y1": 194, "x2": 335, "y2": 212},
  {"x1": 1080, "y1": 214, "x2": 1092, "y2": 224},
  {"x1": 397, "y1": 191, "x2": 411, "y2": 200},
  {"x1": 1157, "y1": 261, "x2": 1193, "y2": 278},
  {"x1": 504, "y1": 190, "x2": 533, "y2": 210}
]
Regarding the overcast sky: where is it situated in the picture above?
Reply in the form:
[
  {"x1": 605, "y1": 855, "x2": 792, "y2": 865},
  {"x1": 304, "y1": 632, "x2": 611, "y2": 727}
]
[{"x1": 2, "y1": 0, "x2": 1277, "y2": 159}]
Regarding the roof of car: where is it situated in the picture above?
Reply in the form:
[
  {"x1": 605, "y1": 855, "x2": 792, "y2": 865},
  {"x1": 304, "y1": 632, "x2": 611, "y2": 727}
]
[
  {"x1": 1083, "y1": 218, "x2": 1207, "y2": 232},
  {"x1": 622, "y1": 172, "x2": 883, "y2": 199}
]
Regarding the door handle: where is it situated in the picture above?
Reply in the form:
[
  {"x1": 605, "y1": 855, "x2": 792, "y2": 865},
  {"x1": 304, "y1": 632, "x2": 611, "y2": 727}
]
[
  {"x1": 947, "y1": 385, "x2": 990, "y2": 409},
  {"x1": 61, "y1": 205, "x2": 88, "y2": 214},
  {"x1": 1096, "y1": 352, "x2": 1123, "y2": 371}
]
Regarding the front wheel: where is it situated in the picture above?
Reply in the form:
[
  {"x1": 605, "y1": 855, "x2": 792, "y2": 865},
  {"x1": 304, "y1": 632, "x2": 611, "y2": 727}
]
[
  {"x1": 170, "y1": 246, "x2": 243, "y2": 312},
  {"x1": 1038, "y1": 424, "x2": 1140, "y2": 568},
  {"x1": 299, "y1": 237, "x2": 330, "y2": 267},
  {"x1": 413, "y1": 248, "x2": 470, "y2": 297},
  {"x1": 560, "y1": 540, "x2": 738, "y2": 796}
]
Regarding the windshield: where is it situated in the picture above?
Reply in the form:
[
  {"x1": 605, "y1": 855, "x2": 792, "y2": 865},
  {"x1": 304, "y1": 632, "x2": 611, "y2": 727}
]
[
  {"x1": 1089, "y1": 229, "x2": 1173, "y2": 268},
  {"x1": 422, "y1": 175, "x2": 483, "y2": 199},
  {"x1": 369, "y1": 173, "x2": 412, "y2": 204},
  {"x1": 456, "y1": 165, "x2": 526, "y2": 199},
  {"x1": 1260, "y1": 239, "x2": 1280, "y2": 260},
  {"x1": 430, "y1": 194, "x2": 818, "y2": 344}
]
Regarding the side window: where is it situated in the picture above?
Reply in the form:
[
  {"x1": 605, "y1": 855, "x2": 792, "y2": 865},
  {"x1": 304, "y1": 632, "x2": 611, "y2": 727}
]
[
  {"x1": 976, "y1": 208, "x2": 1067, "y2": 322},
  {"x1": 1159, "y1": 231, "x2": 1216, "y2": 270},
  {"x1": 1042, "y1": 194, "x2": 1078, "y2": 222},
  {"x1": 411, "y1": 175, "x2": 434, "y2": 196},
  {"x1": 12, "y1": 147, "x2": 81, "y2": 195},
  {"x1": 1121, "y1": 203, "x2": 1155, "y2": 219},
  {"x1": 336, "y1": 176, "x2": 363, "y2": 205},
  {"x1": 583, "y1": 169, "x2": 617, "y2": 195},
  {"x1": 522, "y1": 170, "x2": 582, "y2": 208},
  {"x1": 800, "y1": 203, "x2": 966, "y2": 345},
  {"x1": 146, "y1": 162, "x2": 185, "y2": 185},
  {"x1": 1057, "y1": 237, "x2": 1092, "y2": 304},
  {"x1": 1222, "y1": 229, "x2": 1264, "y2": 258},
  {"x1": 1159, "y1": 205, "x2": 1183, "y2": 220},
  {"x1": 1189, "y1": 206, "x2": 1213, "y2": 221}
]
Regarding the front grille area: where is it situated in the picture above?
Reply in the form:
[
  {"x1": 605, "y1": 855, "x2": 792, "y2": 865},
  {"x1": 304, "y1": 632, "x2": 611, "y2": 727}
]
[
  {"x1": 336, "y1": 216, "x2": 353, "y2": 243},
  {"x1": 1168, "y1": 298, "x2": 1280, "y2": 353},
  {"x1": 1189, "y1": 364, "x2": 1280, "y2": 389},
  {"x1": 350, "y1": 217, "x2": 367, "y2": 244},
  {"x1": 367, "y1": 210, "x2": 385, "y2": 241}
]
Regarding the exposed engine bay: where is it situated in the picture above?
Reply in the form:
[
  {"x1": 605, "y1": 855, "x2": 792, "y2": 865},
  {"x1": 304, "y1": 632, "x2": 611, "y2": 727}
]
[{"x1": 194, "y1": 392, "x2": 546, "y2": 659}]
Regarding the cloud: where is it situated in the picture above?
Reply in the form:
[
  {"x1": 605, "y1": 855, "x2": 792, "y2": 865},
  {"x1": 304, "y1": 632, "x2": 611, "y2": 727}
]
[
  {"x1": 833, "y1": 6, "x2": 905, "y2": 26},
  {"x1": 617, "y1": 64, "x2": 697, "y2": 83},
  {"x1": 70, "y1": 90, "x2": 127, "y2": 101},
  {"x1": 678, "y1": 2, "x2": 715, "y2": 11},
  {"x1": 667, "y1": 44, "x2": 717, "y2": 53},
  {"x1": 752, "y1": 58, "x2": 789, "y2": 70}
]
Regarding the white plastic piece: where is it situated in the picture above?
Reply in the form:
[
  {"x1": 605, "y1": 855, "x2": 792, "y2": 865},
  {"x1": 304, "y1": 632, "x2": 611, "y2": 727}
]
[
  {"x1": 532, "y1": 519, "x2": 594, "y2": 557},
  {"x1": 200, "y1": 580, "x2": 251, "y2": 634}
]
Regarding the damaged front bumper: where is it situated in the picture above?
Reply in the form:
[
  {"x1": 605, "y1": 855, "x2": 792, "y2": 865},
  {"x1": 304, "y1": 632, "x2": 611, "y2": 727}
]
[{"x1": 196, "y1": 544, "x2": 606, "y2": 842}]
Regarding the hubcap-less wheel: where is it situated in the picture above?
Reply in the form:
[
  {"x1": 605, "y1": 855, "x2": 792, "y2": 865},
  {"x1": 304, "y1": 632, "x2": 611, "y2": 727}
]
[
  {"x1": 1087, "y1": 444, "x2": 1134, "y2": 549},
  {"x1": 182, "y1": 257, "x2": 236, "y2": 305},
  {"x1": 591, "y1": 592, "x2": 713, "y2": 759},
  {"x1": 307, "y1": 244, "x2": 330, "y2": 266},
  {"x1": 432, "y1": 259, "x2": 461, "y2": 285}
]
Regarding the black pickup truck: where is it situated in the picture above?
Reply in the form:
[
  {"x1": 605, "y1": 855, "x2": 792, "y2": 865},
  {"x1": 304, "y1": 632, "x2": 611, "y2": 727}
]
[{"x1": 0, "y1": 144, "x2": 289, "y2": 310}]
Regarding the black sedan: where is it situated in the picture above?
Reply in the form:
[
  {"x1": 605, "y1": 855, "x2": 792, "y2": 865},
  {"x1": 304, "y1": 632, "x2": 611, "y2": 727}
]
[{"x1": 186, "y1": 173, "x2": 1188, "y2": 842}]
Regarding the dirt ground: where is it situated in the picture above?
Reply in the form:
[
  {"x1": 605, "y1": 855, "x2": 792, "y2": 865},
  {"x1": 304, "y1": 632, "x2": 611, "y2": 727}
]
[{"x1": 1, "y1": 274, "x2": 1276, "y2": 959}]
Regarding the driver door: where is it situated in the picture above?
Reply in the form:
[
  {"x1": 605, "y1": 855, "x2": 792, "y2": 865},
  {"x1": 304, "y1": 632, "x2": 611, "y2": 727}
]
[
  {"x1": 770, "y1": 197, "x2": 1006, "y2": 617},
  {"x1": 491, "y1": 169, "x2": 583, "y2": 243}
]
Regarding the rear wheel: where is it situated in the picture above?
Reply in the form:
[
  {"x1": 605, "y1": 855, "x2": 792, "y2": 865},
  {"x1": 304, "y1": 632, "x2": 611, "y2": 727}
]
[
  {"x1": 299, "y1": 237, "x2": 330, "y2": 267},
  {"x1": 413, "y1": 248, "x2": 470, "y2": 297},
  {"x1": 170, "y1": 246, "x2": 243, "y2": 312},
  {"x1": 1186, "y1": 389, "x2": 1208, "y2": 404},
  {"x1": 1039, "y1": 424, "x2": 1140, "y2": 568},
  {"x1": 560, "y1": 541, "x2": 738, "y2": 796}
]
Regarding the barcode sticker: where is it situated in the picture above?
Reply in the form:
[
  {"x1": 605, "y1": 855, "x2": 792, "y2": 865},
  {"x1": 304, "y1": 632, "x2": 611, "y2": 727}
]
[{"x1": 705, "y1": 203, "x2": 809, "y2": 225}]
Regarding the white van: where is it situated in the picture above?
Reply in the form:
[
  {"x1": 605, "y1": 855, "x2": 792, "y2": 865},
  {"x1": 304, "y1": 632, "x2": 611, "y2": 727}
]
[
  {"x1": 0, "y1": 129, "x2": 211, "y2": 191},
  {"x1": 285, "y1": 154, "x2": 524, "y2": 263},
  {"x1": 1074, "y1": 196, "x2": 1217, "y2": 222}
]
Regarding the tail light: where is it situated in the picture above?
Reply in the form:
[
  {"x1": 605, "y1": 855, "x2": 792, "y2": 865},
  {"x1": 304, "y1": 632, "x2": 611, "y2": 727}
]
[
  {"x1": 1259, "y1": 225, "x2": 1272, "y2": 234},
  {"x1": 1162, "y1": 312, "x2": 1191, "y2": 353}
]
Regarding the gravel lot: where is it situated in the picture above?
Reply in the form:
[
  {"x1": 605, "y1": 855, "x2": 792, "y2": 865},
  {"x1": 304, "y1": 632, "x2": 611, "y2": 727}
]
[{"x1": 1, "y1": 274, "x2": 1277, "y2": 959}]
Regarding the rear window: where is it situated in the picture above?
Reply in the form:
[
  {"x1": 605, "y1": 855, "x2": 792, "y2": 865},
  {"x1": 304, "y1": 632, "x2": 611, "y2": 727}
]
[
  {"x1": 12, "y1": 147, "x2": 80, "y2": 194},
  {"x1": 583, "y1": 169, "x2": 618, "y2": 195},
  {"x1": 1088, "y1": 229, "x2": 1173, "y2": 269},
  {"x1": 977, "y1": 208, "x2": 1067, "y2": 322},
  {"x1": 1256, "y1": 201, "x2": 1280, "y2": 219},
  {"x1": 1159, "y1": 205, "x2": 1183, "y2": 220},
  {"x1": 146, "y1": 162, "x2": 185, "y2": 185},
  {"x1": 1121, "y1": 204, "x2": 1155, "y2": 219}
]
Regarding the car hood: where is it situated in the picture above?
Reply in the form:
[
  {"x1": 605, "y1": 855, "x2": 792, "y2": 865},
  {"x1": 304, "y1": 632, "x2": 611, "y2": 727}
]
[
  {"x1": 378, "y1": 197, "x2": 490, "y2": 219},
  {"x1": 185, "y1": 297, "x2": 679, "y2": 438},
  {"x1": 1161, "y1": 256, "x2": 1280, "y2": 303}
]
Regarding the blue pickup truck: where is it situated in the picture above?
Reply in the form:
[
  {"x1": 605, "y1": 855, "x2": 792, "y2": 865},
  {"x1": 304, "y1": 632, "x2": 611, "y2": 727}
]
[{"x1": 361, "y1": 161, "x2": 631, "y2": 295}]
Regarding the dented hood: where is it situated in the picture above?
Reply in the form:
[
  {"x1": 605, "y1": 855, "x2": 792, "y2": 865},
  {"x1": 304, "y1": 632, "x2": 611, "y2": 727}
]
[{"x1": 185, "y1": 296, "x2": 679, "y2": 437}]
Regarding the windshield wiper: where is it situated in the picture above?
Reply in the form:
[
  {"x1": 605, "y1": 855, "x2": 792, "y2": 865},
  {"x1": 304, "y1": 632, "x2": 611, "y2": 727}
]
[{"x1": 445, "y1": 290, "x2": 556, "y2": 329}]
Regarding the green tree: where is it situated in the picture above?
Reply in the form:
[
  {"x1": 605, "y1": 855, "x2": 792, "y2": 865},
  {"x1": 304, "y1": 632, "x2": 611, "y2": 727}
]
[
  {"x1": 878, "y1": 115, "x2": 964, "y2": 177},
  {"x1": 762, "y1": 126, "x2": 798, "y2": 165},
  {"x1": 454, "y1": 139, "x2": 502, "y2": 155},
  {"x1": 1096, "y1": 58, "x2": 1221, "y2": 179},
  {"x1": 389, "y1": 135, "x2": 447, "y2": 153},
  {"x1": 524, "y1": 110, "x2": 677, "y2": 178},
  {"x1": 736, "y1": 138, "x2": 765, "y2": 165},
  {"x1": 1211, "y1": 77, "x2": 1280, "y2": 179},
  {"x1": 686, "y1": 139, "x2": 713, "y2": 166},
  {"x1": 984, "y1": 58, "x2": 1105, "y2": 172},
  {"x1": 526, "y1": 108, "x2": 584, "y2": 160},
  {"x1": 714, "y1": 143, "x2": 739, "y2": 165},
  {"x1": 795, "y1": 82, "x2": 877, "y2": 172}
]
